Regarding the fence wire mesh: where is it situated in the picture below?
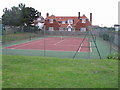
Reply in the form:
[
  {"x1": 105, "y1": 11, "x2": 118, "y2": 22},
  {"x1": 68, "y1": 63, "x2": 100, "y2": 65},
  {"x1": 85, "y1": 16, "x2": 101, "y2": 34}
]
[{"x1": 2, "y1": 26, "x2": 119, "y2": 59}]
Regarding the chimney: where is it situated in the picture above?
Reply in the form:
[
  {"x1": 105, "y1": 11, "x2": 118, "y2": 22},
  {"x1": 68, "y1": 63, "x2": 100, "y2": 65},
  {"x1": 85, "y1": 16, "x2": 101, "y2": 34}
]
[
  {"x1": 46, "y1": 13, "x2": 49, "y2": 17},
  {"x1": 90, "y1": 13, "x2": 92, "y2": 24},
  {"x1": 39, "y1": 12, "x2": 41, "y2": 16},
  {"x1": 78, "y1": 12, "x2": 80, "y2": 19},
  {"x1": 38, "y1": 12, "x2": 41, "y2": 16}
]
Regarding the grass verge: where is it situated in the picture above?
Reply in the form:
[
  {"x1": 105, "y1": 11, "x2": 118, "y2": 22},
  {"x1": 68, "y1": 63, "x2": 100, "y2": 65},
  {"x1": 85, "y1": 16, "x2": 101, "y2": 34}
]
[{"x1": 2, "y1": 55, "x2": 118, "y2": 88}]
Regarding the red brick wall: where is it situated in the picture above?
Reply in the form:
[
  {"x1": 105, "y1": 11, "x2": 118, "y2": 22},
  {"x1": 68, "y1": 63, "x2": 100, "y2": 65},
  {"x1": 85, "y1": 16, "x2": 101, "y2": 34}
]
[
  {"x1": 45, "y1": 18, "x2": 91, "y2": 31},
  {"x1": 75, "y1": 19, "x2": 91, "y2": 31},
  {"x1": 45, "y1": 19, "x2": 59, "y2": 30}
]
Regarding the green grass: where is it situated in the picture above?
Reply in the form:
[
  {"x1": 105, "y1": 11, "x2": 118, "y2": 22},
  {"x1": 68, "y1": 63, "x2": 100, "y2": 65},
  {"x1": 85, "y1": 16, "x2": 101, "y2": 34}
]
[{"x1": 2, "y1": 55, "x2": 118, "y2": 88}]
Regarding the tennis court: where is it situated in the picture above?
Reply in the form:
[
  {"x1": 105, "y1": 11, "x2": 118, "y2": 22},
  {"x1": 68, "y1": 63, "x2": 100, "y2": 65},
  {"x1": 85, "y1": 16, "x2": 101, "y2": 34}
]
[
  {"x1": 2, "y1": 27, "x2": 118, "y2": 59},
  {"x1": 4, "y1": 37, "x2": 90, "y2": 52}
]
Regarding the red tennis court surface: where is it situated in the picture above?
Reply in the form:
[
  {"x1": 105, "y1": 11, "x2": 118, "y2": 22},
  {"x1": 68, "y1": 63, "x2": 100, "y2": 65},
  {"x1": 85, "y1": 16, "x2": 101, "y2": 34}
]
[{"x1": 4, "y1": 37, "x2": 92, "y2": 52}]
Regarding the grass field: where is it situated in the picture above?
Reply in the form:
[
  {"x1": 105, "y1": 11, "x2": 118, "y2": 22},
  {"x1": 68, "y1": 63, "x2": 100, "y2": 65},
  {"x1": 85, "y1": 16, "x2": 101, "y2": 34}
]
[{"x1": 2, "y1": 55, "x2": 118, "y2": 88}]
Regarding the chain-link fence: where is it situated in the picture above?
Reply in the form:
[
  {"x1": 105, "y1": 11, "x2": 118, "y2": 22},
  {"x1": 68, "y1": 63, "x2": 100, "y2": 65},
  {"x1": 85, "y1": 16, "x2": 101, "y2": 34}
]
[
  {"x1": 0, "y1": 23, "x2": 2, "y2": 90},
  {"x1": 2, "y1": 26, "x2": 119, "y2": 59}
]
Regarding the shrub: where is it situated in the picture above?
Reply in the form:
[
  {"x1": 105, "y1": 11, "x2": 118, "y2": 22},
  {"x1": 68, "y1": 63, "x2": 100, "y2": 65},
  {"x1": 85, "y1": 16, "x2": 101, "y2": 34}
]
[
  {"x1": 103, "y1": 34, "x2": 109, "y2": 41},
  {"x1": 107, "y1": 53, "x2": 120, "y2": 60}
]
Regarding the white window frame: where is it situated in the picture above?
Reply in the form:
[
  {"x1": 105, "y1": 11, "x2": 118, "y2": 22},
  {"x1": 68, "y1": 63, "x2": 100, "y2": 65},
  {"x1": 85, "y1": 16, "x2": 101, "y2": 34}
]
[
  {"x1": 82, "y1": 19, "x2": 86, "y2": 23},
  {"x1": 62, "y1": 21, "x2": 66, "y2": 24},
  {"x1": 59, "y1": 27, "x2": 64, "y2": 31},
  {"x1": 49, "y1": 19, "x2": 53, "y2": 23},
  {"x1": 80, "y1": 28, "x2": 86, "y2": 32},
  {"x1": 37, "y1": 18, "x2": 41, "y2": 21},
  {"x1": 49, "y1": 27, "x2": 54, "y2": 31},
  {"x1": 68, "y1": 19, "x2": 73, "y2": 24}
]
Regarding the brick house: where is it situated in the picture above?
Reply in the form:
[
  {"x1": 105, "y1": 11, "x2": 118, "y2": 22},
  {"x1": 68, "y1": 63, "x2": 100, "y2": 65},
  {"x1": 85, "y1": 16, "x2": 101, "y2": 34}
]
[{"x1": 44, "y1": 12, "x2": 92, "y2": 32}]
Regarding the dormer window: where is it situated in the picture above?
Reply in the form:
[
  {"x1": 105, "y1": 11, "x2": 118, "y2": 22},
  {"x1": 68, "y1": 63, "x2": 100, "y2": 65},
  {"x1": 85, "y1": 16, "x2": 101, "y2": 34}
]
[
  {"x1": 62, "y1": 21, "x2": 66, "y2": 24},
  {"x1": 68, "y1": 19, "x2": 73, "y2": 24},
  {"x1": 37, "y1": 18, "x2": 41, "y2": 20},
  {"x1": 41, "y1": 17, "x2": 44, "y2": 20},
  {"x1": 49, "y1": 19, "x2": 53, "y2": 23},
  {"x1": 82, "y1": 19, "x2": 86, "y2": 23}
]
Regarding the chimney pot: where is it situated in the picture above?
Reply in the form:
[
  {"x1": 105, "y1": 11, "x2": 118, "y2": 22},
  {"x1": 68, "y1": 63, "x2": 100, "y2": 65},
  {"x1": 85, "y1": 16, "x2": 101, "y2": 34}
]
[
  {"x1": 90, "y1": 13, "x2": 92, "y2": 24},
  {"x1": 38, "y1": 12, "x2": 41, "y2": 16},
  {"x1": 39, "y1": 12, "x2": 41, "y2": 16},
  {"x1": 46, "y1": 13, "x2": 49, "y2": 17},
  {"x1": 78, "y1": 12, "x2": 80, "y2": 19}
]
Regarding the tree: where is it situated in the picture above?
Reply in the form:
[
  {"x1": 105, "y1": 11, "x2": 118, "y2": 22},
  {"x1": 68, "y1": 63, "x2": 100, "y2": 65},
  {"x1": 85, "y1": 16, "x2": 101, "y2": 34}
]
[
  {"x1": 18, "y1": 3, "x2": 25, "y2": 10},
  {"x1": 2, "y1": 8, "x2": 11, "y2": 25},
  {"x1": 2, "y1": 3, "x2": 39, "y2": 27},
  {"x1": 2, "y1": 6, "x2": 21, "y2": 26},
  {"x1": 21, "y1": 7, "x2": 39, "y2": 26}
]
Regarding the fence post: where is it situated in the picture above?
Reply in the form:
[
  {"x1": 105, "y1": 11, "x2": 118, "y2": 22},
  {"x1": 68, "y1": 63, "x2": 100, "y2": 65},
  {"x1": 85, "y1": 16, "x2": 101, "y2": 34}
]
[
  {"x1": 109, "y1": 31, "x2": 112, "y2": 55},
  {"x1": 43, "y1": 26, "x2": 46, "y2": 57}
]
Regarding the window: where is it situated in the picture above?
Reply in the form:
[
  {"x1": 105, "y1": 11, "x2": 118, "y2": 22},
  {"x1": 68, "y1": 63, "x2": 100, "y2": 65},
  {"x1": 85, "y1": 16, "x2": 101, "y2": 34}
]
[
  {"x1": 49, "y1": 19, "x2": 53, "y2": 23},
  {"x1": 82, "y1": 19, "x2": 86, "y2": 23},
  {"x1": 49, "y1": 27, "x2": 54, "y2": 31},
  {"x1": 59, "y1": 27, "x2": 64, "y2": 31},
  {"x1": 41, "y1": 17, "x2": 44, "y2": 20},
  {"x1": 68, "y1": 19, "x2": 73, "y2": 24},
  {"x1": 62, "y1": 21, "x2": 66, "y2": 24},
  {"x1": 80, "y1": 28, "x2": 86, "y2": 32},
  {"x1": 37, "y1": 18, "x2": 41, "y2": 20}
]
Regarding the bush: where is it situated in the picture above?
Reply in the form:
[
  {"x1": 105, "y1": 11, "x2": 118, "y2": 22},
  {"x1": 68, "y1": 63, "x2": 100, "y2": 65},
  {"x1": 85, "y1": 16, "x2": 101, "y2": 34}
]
[
  {"x1": 103, "y1": 34, "x2": 109, "y2": 41},
  {"x1": 23, "y1": 26, "x2": 39, "y2": 32},
  {"x1": 107, "y1": 53, "x2": 120, "y2": 60}
]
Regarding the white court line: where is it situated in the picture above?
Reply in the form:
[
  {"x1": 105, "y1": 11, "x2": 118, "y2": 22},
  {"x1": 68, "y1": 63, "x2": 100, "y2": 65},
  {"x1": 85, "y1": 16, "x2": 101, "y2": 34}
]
[
  {"x1": 78, "y1": 43, "x2": 83, "y2": 52},
  {"x1": 53, "y1": 40, "x2": 64, "y2": 45},
  {"x1": 90, "y1": 42, "x2": 92, "y2": 52}
]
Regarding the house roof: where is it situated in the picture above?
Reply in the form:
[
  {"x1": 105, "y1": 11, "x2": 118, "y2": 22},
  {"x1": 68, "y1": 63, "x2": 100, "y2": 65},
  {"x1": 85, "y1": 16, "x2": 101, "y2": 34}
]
[
  {"x1": 81, "y1": 15, "x2": 88, "y2": 19},
  {"x1": 45, "y1": 14, "x2": 90, "y2": 27},
  {"x1": 56, "y1": 16, "x2": 78, "y2": 22},
  {"x1": 60, "y1": 24, "x2": 69, "y2": 27},
  {"x1": 47, "y1": 15, "x2": 56, "y2": 19}
]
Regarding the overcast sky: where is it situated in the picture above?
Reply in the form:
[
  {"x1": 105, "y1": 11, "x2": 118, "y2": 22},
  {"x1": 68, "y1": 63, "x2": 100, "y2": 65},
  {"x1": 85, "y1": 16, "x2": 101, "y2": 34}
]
[{"x1": 0, "y1": 0, "x2": 119, "y2": 27}]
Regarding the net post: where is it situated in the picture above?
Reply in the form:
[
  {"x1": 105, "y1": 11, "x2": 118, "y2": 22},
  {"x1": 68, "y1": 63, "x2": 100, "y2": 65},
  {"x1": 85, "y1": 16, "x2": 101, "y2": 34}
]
[
  {"x1": 89, "y1": 26, "x2": 102, "y2": 59},
  {"x1": 73, "y1": 31, "x2": 88, "y2": 59}
]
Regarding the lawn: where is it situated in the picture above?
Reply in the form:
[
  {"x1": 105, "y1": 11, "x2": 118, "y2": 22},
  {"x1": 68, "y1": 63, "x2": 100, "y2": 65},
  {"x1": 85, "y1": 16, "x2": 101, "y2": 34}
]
[{"x1": 2, "y1": 55, "x2": 118, "y2": 88}]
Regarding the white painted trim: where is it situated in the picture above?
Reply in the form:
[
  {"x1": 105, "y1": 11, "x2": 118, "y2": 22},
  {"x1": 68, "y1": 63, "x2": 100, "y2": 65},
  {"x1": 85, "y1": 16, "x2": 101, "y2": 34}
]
[
  {"x1": 78, "y1": 43, "x2": 83, "y2": 52},
  {"x1": 90, "y1": 42, "x2": 92, "y2": 52}
]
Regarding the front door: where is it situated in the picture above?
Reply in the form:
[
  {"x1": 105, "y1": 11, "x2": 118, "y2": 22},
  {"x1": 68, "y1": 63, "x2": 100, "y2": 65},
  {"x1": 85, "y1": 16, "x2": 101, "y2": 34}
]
[{"x1": 68, "y1": 27, "x2": 71, "y2": 31}]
